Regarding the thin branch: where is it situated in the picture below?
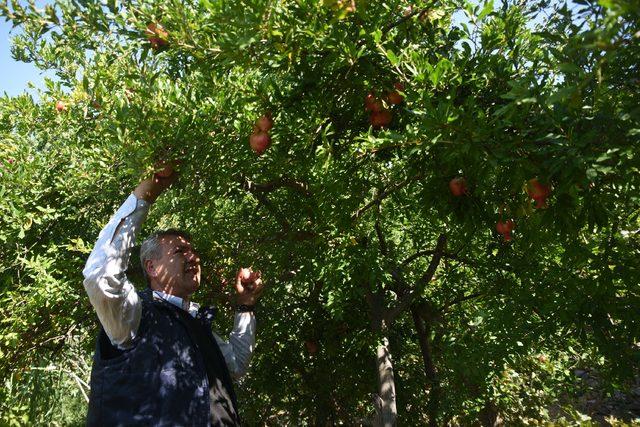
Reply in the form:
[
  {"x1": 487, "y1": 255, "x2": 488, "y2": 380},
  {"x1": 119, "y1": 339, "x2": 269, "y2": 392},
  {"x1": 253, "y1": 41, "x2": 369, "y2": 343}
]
[
  {"x1": 441, "y1": 292, "x2": 483, "y2": 312},
  {"x1": 402, "y1": 249, "x2": 477, "y2": 269},
  {"x1": 381, "y1": 6, "x2": 432, "y2": 36},
  {"x1": 402, "y1": 246, "x2": 520, "y2": 275},
  {"x1": 401, "y1": 249, "x2": 435, "y2": 267},
  {"x1": 243, "y1": 176, "x2": 311, "y2": 197},
  {"x1": 373, "y1": 205, "x2": 410, "y2": 296},
  {"x1": 386, "y1": 234, "x2": 447, "y2": 324},
  {"x1": 352, "y1": 173, "x2": 421, "y2": 221},
  {"x1": 374, "y1": 204, "x2": 388, "y2": 257},
  {"x1": 253, "y1": 192, "x2": 290, "y2": 231}
]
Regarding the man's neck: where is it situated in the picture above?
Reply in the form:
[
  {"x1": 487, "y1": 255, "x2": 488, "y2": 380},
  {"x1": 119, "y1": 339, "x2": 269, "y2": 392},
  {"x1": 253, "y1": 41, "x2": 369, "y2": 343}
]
[{"x1": 152, "y1": 289, "x2": 191, "y2": 311}]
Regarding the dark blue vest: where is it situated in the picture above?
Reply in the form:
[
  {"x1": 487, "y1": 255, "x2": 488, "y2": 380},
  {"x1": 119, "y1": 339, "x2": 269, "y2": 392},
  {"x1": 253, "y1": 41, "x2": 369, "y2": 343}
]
[{"x1": 86, "y1": 290, "x2": 239, "y2": 426}]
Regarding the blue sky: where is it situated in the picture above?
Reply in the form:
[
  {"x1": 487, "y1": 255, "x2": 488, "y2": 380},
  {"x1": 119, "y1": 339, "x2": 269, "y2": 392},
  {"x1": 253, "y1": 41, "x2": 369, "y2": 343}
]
[{"x1": 0, "y1": 2, "x2": 55, "y2": 98}]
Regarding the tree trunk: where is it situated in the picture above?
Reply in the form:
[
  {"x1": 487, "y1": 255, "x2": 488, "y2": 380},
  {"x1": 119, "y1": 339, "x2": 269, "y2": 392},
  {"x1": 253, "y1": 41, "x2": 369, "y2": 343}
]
[
  {"x1": 411, "y1": 306, "x2": 440, "y2": 427},
  {"x1": 372, "y1": 337, "x2": 397, "y2": 427}
]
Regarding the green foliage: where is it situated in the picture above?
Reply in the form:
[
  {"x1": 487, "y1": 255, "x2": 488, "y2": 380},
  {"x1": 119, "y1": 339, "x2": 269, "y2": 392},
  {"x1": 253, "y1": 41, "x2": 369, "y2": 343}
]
[{"x1": 1, "y1": 0, "x2": 639, "y2": 424}]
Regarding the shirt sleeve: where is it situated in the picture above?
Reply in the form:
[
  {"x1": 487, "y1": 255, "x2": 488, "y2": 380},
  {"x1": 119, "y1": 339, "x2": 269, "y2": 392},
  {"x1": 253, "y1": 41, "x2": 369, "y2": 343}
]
[
  {"x1": 82, "y1": 194, "x2": 150, "y2": 349},
  {"x1": 213, "y1": 312, "x2": 256, "y2": 380}
]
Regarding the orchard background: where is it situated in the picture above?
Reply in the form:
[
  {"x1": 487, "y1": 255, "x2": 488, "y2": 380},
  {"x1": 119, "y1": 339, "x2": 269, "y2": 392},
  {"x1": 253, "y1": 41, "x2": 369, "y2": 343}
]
[{"x1": 1, "y1": 0, "x2": 639, "y2": 425}]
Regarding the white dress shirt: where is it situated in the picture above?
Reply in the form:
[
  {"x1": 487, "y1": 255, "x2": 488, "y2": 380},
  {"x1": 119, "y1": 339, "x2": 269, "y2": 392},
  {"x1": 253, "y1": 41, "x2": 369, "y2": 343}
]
[{"x1": 82, "y1": 194, "x2": 256, "y2": 380}]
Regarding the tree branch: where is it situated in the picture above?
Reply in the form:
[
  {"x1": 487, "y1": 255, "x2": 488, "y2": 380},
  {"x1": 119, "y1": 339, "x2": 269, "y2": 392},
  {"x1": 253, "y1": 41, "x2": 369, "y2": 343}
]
[
  {"x1": 373, "y1": 205, "x2": 412, "y2": 297},
  {"x1": 381, "y1": 6, "x2": 432, "y2": 36},
  {"x1": 352, "y1": 173, "x2": 421, "y2": 221},
  {"x1": 402, "y1": 249, "x2": 436, "y2": 267},
  {"x1": 242, "y1": 176, "x2": 311, "y2": 197},
  {"x1": 386, "y1": 234, "x2": 447, "y2": 324},
  {"x1": 374, "y1": 206, "x2": 388, "y2": 257},
  {"x1": 441, "y1": 292, "x2": 483, "y2": 312},
  {"x1": 253, "y1": 192, "x2": 290, "y2": 231}
]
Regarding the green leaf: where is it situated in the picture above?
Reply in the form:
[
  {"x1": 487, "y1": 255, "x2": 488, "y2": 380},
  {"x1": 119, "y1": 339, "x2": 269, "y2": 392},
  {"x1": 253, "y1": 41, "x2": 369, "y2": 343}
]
[
  {"x1": 558, "y1": 63, "x2": 582, "y2": 74},
  {"x1": 478, "y1": 0, "x2": 494, "y2": 20},
  {"x1": 385, "y1": 49, "x2": 399, "y2": 66}
]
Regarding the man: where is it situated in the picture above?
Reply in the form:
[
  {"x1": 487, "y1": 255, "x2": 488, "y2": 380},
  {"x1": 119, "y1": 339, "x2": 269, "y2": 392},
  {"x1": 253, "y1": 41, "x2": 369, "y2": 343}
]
[{"x1": 82, "y1": 166, "x2": 264, "y2": 426}]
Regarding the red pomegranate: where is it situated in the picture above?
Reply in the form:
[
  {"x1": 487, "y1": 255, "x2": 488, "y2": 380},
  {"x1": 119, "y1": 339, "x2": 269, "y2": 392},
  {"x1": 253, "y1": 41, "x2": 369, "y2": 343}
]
[
  {"x1": 387, "y1": 91, "x2": 403, "y2": 105},
  {"x1": 305, "y1": 340, "x2": 318, "y2": 354},
  {"x1": 55, "y1": 100, "x2": 66, "y2": 112},
  {"x1": 387, "y1": 82, "x2": 405, "y2": 105},
  {"x1": 370, "y1": 110, "x2": 393, "y2": 128},
  {"x1": 365, "y1": 93, "x2": 383, "y2": 112},
  {"x1": 496, "y1": 219, "x2": 515, "y2": 241},
  {"x1": 255, "y1": 114, "x2": 273, "y2": 132},
  {"x1": 249, "y1": 132, "x2": 271, "y2": 155},
  {"x1": 527, "y1": 178, "x2": 552, "y2": 209},
  {"x1": 449, "y1": 177, "x2": 467, "y2": 196},
  {"x1": 146, "y1": 23, "x2": 169, "y2": 49}
]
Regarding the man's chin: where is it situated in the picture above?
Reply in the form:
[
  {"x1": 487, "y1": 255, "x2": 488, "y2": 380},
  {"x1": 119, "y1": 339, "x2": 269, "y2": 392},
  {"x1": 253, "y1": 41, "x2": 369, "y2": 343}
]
[{"x1": 187, "y1": 277, "x2": 200, "y2": 292}]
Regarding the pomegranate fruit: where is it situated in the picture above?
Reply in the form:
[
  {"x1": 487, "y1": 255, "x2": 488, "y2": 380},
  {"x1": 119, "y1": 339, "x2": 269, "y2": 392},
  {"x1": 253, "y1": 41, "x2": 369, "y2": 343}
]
[
  {"x1": 255, "y1": 114, "x2": 273, "y2": 132},
  {"x1": 365, "y1": 93, "x2": 383, "y2": 112},
  {"x1": 55, "y1": 100, "x2": 66, "y2": 112},
  {"x1": 387, "y1": 91, "x2": 403, "y2": 105},
  {"x1": 249, "y1": 132, "x2": 271, "y2": 155},
  {"x1": 370, "y1": 110, "x2": 393, "y2": 128},
  {"x1": 527, "y1": 178, "x2": 552, "y2": 209},
  {"x1": 146, "y1": 23, "x2": 169, "y2": 48},
  {"x1": 305, "y1": 340, "x2": 318, "y2": 354},
  {"x1": 387, "y1": 82, "x2": 405, "y2": 105},
  {"x1": 496, "y1": 219, "x2": 515, "y2": 241},
  {"x1": 449, "y1": 177, "x2": 467, "y2": 196}
]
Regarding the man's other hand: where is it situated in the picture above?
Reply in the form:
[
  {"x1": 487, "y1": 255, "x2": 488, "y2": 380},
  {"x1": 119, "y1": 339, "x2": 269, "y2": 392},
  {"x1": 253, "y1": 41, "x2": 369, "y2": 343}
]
[
  {"x1": 235, "y1": 267, "x2": 264, "y2": 306},
  {"x1": 133, "y1": 162, "x2": 178, "y2": 203}
]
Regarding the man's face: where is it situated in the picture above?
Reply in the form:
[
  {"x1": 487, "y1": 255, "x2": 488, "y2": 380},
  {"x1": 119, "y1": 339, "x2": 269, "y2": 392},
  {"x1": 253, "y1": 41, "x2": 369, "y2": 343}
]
[{"x1": 150, "y1": 235, "x2": 201, "y2": 298}]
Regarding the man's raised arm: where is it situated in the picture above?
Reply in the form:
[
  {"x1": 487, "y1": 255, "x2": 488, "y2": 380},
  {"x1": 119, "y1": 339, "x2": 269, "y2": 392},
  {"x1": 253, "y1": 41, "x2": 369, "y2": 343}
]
[
  {"x1": 214, "y1": 269, "x2": 264, "y2": 379},
  {"x1": 82, "y1": 166, "x2": 176, "y2": 349}
]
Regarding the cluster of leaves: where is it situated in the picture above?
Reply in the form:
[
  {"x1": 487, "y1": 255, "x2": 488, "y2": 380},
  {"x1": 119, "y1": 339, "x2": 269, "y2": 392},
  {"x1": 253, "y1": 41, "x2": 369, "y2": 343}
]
[{"x1": 1, "y1": 0, "x2": 639, "y2": 424}]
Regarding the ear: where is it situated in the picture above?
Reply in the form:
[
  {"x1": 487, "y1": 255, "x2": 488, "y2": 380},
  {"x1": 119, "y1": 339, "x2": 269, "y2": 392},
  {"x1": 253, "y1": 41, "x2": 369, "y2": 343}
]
[{"x1": 144, "y1": 259, "x2": 158, "y2": 278}]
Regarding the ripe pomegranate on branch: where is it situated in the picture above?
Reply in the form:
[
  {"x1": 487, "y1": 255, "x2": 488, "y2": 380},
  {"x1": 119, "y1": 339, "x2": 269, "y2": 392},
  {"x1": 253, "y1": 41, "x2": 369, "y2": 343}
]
[
  {"x1": 496, "y1": 219, "x2": 515, "y2": 241},
  {"x1": 146, "y1": 22, "x2": 169, "y2": 49},
  {"x1": 527, "y1": 178, "x2": 552, "y2": 209},
  {"x1": 386, "y1": 82, "x2": 405, "y2": 105},
  {"x1": 365, "y1": 83, "x2": 406, "y2": 128},
  {"x1": 449, "y1": 177, "x2": 467, "y2": 196},
  {"x1": 255, "y1": 114, "x2": 273, "y2": 132},
  {"x1": 249, "y1": 113, "x2": 273, "y2": 155},
  {"x1": 365, "y1": 92, "x2": 383, "y2": 113},
  {"x1": 365, "y1": 91, "x2": 392, "y2": 128},
  {"x1": 370, "y1": 110, "x2": 393, "y2": 128},
  {"x1": 305, "y1": 340, "x2": 319, "y2": 355},
  {"x1": 250, "y1": 132, "x2": 271, "y2": 155}
]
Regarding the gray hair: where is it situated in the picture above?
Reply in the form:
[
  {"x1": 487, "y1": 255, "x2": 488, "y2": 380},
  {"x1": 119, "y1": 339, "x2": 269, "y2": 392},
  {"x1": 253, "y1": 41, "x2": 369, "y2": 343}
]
[{"x1": 139, "y1": 229, "x2": 192, "y2": 285}]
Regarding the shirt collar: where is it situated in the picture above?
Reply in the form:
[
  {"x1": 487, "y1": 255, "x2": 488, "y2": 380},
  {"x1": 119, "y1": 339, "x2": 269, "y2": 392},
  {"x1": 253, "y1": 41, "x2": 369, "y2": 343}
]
[{"x1": 152, "y1": 290, "x2": 200, "y2": 317}]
